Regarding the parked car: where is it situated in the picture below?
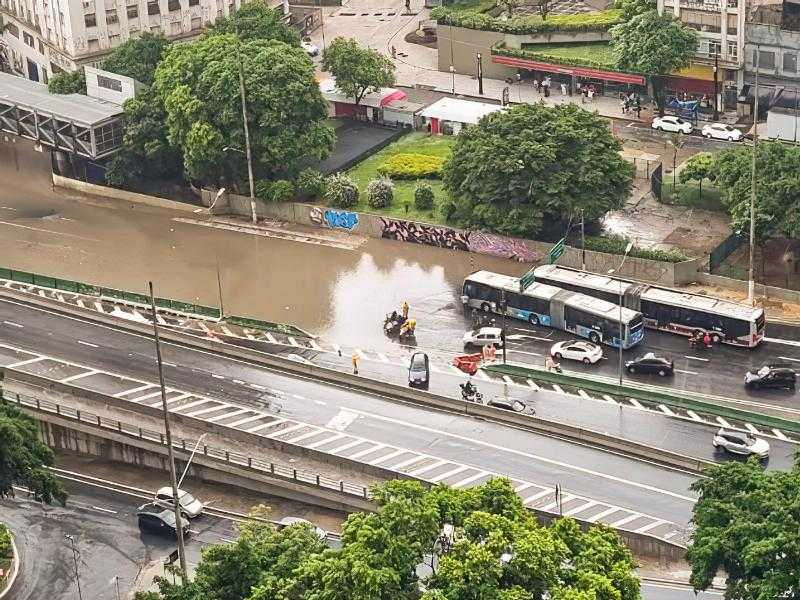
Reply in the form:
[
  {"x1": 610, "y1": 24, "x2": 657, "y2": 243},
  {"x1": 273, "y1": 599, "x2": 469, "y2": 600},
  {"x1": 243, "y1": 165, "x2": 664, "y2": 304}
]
[
  {"x1": 136, "y1": 502, "x2": 191, "y2": 537},
  {"x1": 625, "y1": 352, "x2": 674, "y2": 377},
  {"x1": 408, "y1": 352, "x2": 430, "y2": 389},
  {"x1": 153, "y1": 487, "x2": 205, "y2": 519},
  {"x1": 463, "y1": 327, "x2": 503, "y2": 348},
  {"x1": 744, "y1": 364, "x2": 797, "y2": 390},
  {"x1": 486, "y1": 396, "x2": 527, "y2": 413},
  {"x1": 301, "y1": 40, "x2": 319, "y2": 56},
  {"x1": 550, "y1": 340, "x2": 603, "y2": 365},
  {"x1": 278, "y1": 516, "x2": 327, "y2": 540},
  {"x1": 712, "y1": 428, "x2": 770, "y2": 459},
  {"x1": 701, "y1": 122, "x2": 743, "y2": 141},
  {"x1": 651, "y1": 115, "x2": 693, "y2": 134}
]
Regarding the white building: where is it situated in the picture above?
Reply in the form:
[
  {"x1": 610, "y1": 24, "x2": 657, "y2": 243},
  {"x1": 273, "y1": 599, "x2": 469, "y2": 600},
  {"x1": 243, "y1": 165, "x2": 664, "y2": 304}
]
[
  {"x1": 0, "y1": 0, "x2": 284, "y2": 83},
  {"x1": 658, "y1": 0, "x2": 747, "y2": 108}
]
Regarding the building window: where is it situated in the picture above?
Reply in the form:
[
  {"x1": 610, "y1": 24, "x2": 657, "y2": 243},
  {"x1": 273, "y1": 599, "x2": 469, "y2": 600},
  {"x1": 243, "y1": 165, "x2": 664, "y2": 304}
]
[
  {"x1": 23, "y1": 31, "x2": 34, "y2": 47},
  {"x1": 727, "y1": 41, "x2": 737, "y2": 60},
  {"x1": 784, "y1": 52, "x2": 797, "y2": 73},
  {"x1": 37, "y1": 39, "x2": 44, "y2": 53},
  {"x1": 147, "y1": 1, "x2": 159, "y2": 14},
  {"x1": 6, "y1": 23, "x2": 18, "y2": 37},
  {"x1": 87, "y1": 37, "x2": 99, "y2": 50},
  {"x1": 708, "y1": 41, "x2": 721, "y2": 56},
  {"x1": 84, "y1": 12, "x2": 96, "y2": 26},
  {"x1": 97, "y1": 73, "x2": 123, "y2": 91},
  {"x1": 188, "y1": 0, "x2": 198, "y2": 6},
  {"x1": 168, "y1": 0, "x2": 179, "y2": 10},
  {"x1": 106, "y1": 9, "x2": 118, "y2": 23},
  {"x1": 754, "y1": 49, "x2": 775, "y2": 69},
  {"x1": 127, "y1": 4, "x2": 138, "y2": 17},
  {"x1": 190, "y1": 15, "x2": 201, "y2": 28}
]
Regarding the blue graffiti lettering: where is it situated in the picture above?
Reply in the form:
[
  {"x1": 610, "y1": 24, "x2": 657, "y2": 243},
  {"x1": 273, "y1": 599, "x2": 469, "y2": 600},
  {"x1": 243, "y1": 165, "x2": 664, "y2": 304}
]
[{"x1": 323, "y1": 209, "x2": 359, "y2": 230}]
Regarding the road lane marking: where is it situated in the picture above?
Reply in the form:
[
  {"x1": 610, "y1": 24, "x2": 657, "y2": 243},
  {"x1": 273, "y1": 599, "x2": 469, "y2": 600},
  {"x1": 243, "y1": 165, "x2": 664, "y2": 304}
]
[
  {"x1": 685, "y1": 355, "x2": 710, "y2": 362},
  {"x1": 325, "y1": 409, "x2": 359, "y2": 432},
  {"x1": 716, "y1": 416, "x2": 732, "y2": 428},
  {"x1": 522, "y1": 489, "x2": 552, "y2": 504},
  {"x1": 2, "y1": 320, "x2": 23, "y2": 328},
  {"x1": 451, "y1": 471, "x2": 491, "y2": 489},
  {"x1": 90, "y1": 506, "x2": 118, "y2": 514},
  {"x1": 778, "y1": 356, "x2": 800, "y2": 363},
  {"x1": 430, "y1": 465, "x2": 471, "y2": 483},
  {"x1": 628, "y1": 398, "x2": 644, "y2": 409},
  {"x1": 658, "y1": 404, "x2": 675, "y2": 416},
  {"x1": 60, "y1": 369, "x2": 99, "y2": 383},
  {"x1": 344, "y1": 408, "x2": 697, "y2": 503},
  {"x1": 526, "y1": 379, "x2": 539, "y2": 390},
  {"x1": 578, "y1": 389, "x2": 591, "y2": 399},
  {"x1": 541, "y1": 494, "x2": 574, "y2": 511},
  {"x1": 744, "y1": 423, "x2": 760, "y2": 434},
  {"x1": 586, "y1": 506, "x2": 622, "y2": 523},
  {"x1": 552, "y1": 384, "x2": 565, "y2": 394},
  {"x1": 772, "y1": 428, "x2": 789, "y2": 440},
  {"x1": 673, "y1": 369, "x2": 699, "y2": 375},
  {"x1": 306, "y1": 432, "x2": 346, "y2": 450},
  {"x1": 211, "y1": 373, "x2": 224, "y2": 379},
  {"x1": 766, "y1": 337, "x2": 800, "y2": 347},
  {"x1": 565, "y1": 500, "x2": 599, "y2": 516},
  {"x1": 686, "y1": 410, "x2": 703, "y2": 422},
  {"x1": 610, "y1": 513, "x2": 643, "y2": 527},
  {"x1": 6, "y1": 356, "x2": 46, "y2": 368}
]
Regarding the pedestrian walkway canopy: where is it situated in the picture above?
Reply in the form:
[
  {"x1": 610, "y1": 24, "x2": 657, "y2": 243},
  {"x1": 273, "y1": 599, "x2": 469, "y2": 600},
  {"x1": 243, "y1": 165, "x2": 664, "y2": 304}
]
[{"x1": 0, "y1": 72, "x2": 124, "y2": 159}]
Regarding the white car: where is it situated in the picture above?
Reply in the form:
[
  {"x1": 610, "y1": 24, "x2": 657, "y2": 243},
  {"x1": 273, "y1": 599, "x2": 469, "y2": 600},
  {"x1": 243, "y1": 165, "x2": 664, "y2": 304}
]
[
  {"x1": 278, "y1": 516, "x2": 327, "y2": 540},
  {"x1": 550, "y1": 340, "x2": 603, "y2": 365},
  {"x1": 651, "y1": 115, "x2": 693, "y2": 134},
  {"x1": 153, "y1": 487, "x2": 205, "y2": 519},
  {"x1": 712, "y1": 428, "x2": 770, "y2": 459},
  {"x1": 463, "y1": 327, "x2": 503, "y2": 348},
  {"x1": 701, "y1": 122, "x2": 743, "y2": 141},
  {"x1": 301, "y1": 41, "x2": 319, "y2": 57}
]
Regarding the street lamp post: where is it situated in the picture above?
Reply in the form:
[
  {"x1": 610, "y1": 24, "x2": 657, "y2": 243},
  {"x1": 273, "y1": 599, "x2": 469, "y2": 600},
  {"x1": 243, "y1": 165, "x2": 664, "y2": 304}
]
[
  {"x1": 232, "y1": 6, "x2": 258, "y2": 226},
  {"x1": 748, "y1": 45, "x2": 760, "y2": 306},
  {"x1": 499, "y1": 290, "x2": 507, "y2": 364},
  {"x1": 178, "y1": 433, "x2": 208, "y2": 488},
  {"x1": 608, "y1": 241, "x2": 633, "y2": 387}
]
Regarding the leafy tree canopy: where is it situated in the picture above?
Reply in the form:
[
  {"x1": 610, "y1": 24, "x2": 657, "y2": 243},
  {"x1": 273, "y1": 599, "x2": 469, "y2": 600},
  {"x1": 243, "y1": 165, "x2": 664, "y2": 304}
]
[
  {"x1": 616, "y1": 0, "x2": 656, "y2": 22},
  {"x1": 442, "y1": 102, "x2": 634, "y2": 238},
  {"x1": 678, "y1": 151, "x2": 715, "y2": 184},
  {"x1": 154, "y1": 34, "x2": 334, "y2": 187},
  {"x1": 687, "y1": 458, "x2": 800, "y2": 600},
  {"x1": 101, "y1": 32, "x2": 171, "y2": 85},
  {"x1": 47, "y1": 69, "x2": 86, "y2": 94},
  {"x1": 322, "y1": 37, "x2": 396, "y2": 105},
  {"x1": 0, "y1": 400, "x2": 67, "y2": 505},
  {"x1": 137, "y1": 478, "x2": 640, "y2": 600},
  {"x1": 206, "y1": 0, "x2": 300, "y2": 44},
  {"x1": 712, "y1": 141, "x2": 800, "y2": 240}
]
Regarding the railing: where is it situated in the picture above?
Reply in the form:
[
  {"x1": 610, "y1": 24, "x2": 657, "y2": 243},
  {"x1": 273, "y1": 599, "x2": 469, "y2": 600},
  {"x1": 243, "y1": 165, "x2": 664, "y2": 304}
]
[
  {"x1": 6, "y1": 392, "x2": 370, "y2": 500},
  {"x1": 708, "y1": 231, "x2": 744, "y2": 273}
]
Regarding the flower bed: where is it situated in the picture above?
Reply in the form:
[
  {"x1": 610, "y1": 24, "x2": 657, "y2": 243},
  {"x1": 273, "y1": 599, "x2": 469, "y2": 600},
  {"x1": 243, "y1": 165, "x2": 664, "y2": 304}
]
[
  {"x1": 432, "y1": 8, "x2": 623, "y2": 35},
  {"x1": 377, "y1": 153, "x2": 445, "y2": 179},
  {"x1": 493, "y1": 41, "x2": 619, "y2": 72}
]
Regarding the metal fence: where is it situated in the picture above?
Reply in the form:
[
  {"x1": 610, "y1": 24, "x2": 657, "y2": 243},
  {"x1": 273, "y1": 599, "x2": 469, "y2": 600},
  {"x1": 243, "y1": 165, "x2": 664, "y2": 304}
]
[
  {"x1": 650, "y1": 163, "x2": 663, "y2": 201},
  {"x1": 624, "y1": 157, "x2": 660, "y2": 180},
  {"x1": 709, "y1": 232, "x2": 745, "y2": 273},
  {"x1": 8, "y1": 392, "x2": 369, "y2": 499}
]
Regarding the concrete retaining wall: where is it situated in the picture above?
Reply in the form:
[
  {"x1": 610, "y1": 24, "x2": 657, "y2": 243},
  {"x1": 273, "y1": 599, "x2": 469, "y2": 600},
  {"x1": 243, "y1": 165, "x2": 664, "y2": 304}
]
[
  {"x1": 52, "y1": 174, "x2": 201, "y2": 214},
  {"x1": 698, "y1": 271, "x2": 800, "y2": 303}
]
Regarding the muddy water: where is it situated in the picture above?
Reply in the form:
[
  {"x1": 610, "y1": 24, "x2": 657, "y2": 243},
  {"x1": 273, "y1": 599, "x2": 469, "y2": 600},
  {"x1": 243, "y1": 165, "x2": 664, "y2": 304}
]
[{"x1": 0, "y1": 138, "x2": 524, "y2": 349}]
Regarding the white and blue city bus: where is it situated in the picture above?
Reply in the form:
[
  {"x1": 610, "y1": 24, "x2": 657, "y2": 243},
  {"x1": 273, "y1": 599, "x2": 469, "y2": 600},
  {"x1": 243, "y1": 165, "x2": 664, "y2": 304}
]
[
  {"x1": 532, "y1": 264, "x2": 766, "y2": 348},
  {"x1": 461, "y1": 271, "x2": 645, "y2": 349}
]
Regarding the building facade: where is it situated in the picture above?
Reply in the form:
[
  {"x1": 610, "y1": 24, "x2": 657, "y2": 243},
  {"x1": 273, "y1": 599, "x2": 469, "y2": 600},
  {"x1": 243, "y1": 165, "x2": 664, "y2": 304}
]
[
  {"x1": 658, "y1": 0, "x2": 747, "y2": 107},
  {"x1": 0, "y1": 0, "x2": 284, "y2": 83},
  {"x1": 745, "y1": 1, "x2": 800, "y2": 89}
]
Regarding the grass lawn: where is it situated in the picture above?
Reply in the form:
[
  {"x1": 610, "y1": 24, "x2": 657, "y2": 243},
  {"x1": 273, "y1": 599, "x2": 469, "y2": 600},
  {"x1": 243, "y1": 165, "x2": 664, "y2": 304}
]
[
  {"x1": 445, "y1": 0, "x2": 496, "y2": 12},
  {"x1": 346, "y1": 132, "x2": 456, "y2": 224},
  {"x1": 661, "y1": 179, "x2": 724, "y2": 212},
  {"x1": 517, "y1": 42, "x2": 615, "y2": 70}
]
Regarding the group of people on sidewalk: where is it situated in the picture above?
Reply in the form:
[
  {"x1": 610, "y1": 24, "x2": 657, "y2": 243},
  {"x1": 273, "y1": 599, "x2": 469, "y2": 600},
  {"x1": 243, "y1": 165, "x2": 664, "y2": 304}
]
[{"x1": 620, "y1": 91, "x2": 643, "y2": 118}]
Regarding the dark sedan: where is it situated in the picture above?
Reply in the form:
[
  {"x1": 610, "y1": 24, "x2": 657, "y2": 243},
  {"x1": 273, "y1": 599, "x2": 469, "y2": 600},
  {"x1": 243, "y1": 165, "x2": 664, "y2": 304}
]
[
  {"x1": 625, "y1": 353, "x2": 674, "y2": 377},
  {"x1": 136, "y1": 502, "x2": 190, "y2": 537}
]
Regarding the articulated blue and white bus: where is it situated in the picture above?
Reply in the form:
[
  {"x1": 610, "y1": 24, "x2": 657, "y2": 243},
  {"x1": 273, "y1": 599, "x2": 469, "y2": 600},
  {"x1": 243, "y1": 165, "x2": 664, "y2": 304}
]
[{"x1": 462, "y1": 270, "x2": 645, "y2": 349}]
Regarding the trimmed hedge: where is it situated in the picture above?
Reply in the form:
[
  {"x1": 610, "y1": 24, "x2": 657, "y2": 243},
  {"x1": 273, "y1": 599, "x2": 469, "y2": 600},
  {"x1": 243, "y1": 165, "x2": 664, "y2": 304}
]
[
  {"x1": 436, "y1": 8, "x2": 623, "y2": 35},
  {"x1": 255, "y1": 179, "x2": 295, "y2": 203},
  {"x1": 378, "y1": 153, "x2": 445, "y2": 180},
  {"x1": 492, "y1": 43, "x2": 620, "y2": 73},
  {"x1": 296, "y1": 167, "x2": 326, "y2": 199},
  {"x1": 366, "y1": 177, "x2": 395, "y2": 209},
  {"x1": 582, "y1": 234, "x2": 689, "y2": 263},
  {"x1": 324, "y1": 173, "x2": 359, "y2": 208},
  {"x1": 414, "y1": 182, "x2": 435, "y2": 210},
  {"x1": 0, "y1": 524, "x2": 11, "y2": 559}
]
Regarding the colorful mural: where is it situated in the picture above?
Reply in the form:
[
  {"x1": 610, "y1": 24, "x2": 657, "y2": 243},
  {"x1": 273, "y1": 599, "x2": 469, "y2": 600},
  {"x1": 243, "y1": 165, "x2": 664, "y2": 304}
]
[{"x1": 324, "y1": 209, "x2": 359, "y2": 230}]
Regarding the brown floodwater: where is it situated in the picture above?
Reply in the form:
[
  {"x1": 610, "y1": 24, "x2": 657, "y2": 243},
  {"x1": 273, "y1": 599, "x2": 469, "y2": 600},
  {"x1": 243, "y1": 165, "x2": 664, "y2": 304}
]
[{"x1": 0, "y1": 138, "x2": 526, "y2": 349}]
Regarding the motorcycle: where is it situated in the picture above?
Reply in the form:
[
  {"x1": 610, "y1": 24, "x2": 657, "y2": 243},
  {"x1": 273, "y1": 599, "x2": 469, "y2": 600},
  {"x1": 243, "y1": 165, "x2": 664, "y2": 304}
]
[
  {"x1": 460, "y1": 383, "x2": 483, "y2": 403},
  {"x1": 383, "y1": 312, "x2": 406, "y2": 337}
]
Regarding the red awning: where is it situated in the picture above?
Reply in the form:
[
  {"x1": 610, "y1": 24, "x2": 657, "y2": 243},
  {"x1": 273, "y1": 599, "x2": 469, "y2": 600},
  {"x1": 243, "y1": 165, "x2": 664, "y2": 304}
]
[
  {"x1": 492, "y1": 54, "x2": 646, "y2": 86},
  {"x1": 665, "y1": 75, "x2": 715, "y2": 95},
  {"x1": 379, "y1": 89, "x2": 407, "y2": 107}
]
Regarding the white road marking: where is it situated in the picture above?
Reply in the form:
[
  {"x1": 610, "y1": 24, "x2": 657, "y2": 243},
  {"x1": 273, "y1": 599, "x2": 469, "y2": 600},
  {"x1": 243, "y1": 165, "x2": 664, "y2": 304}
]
[
  {"x1": 345, "y1": 408, "x2": 697, "y2": 503},
  {"x1": 232, "y1": 379, "x2": 246, "y2": 385},
  {"x1": 221, "y1": 326, "x2": 233, "y2": 336},
  {"x1": 658, "y1": 404, "x2": 675, "y2": 416},
  {"x1": 306, "y1": 433, "x2": 346, "y2": 450},
  {"x1": 314, "y1": 399, "x2": 327, "y2": 406},
  {"x1": 329, "y1": 439, "x2": 369, "y2": 455},
  {"x1": 610, "y1": 513, "x2": 644, "y2": 527},
  {"x1": 77, "y1": 340, "x2": 98, "y2": 348},
  {"x1": 772, "y1": 428, "x2": 789, "y2": 441},
  {"x1": 349, "y1": 444, "x2": 389, "y2": 460},
  {"x1": 541, "y1": 494, "x2": 574, "y2": 511},
  {"x1": 686, "y1": 410, "x2": 703, "y2": 422},
  {"x1": 309, "y1": 340, "x2": 323, "y2": 351},
  {"x1": 60, "y1": 369, "x2": 99, "y2": 383},
  {"x1": 6, "y1": 356, "x2": 46, "y2": 368},
  {"x1": 207, "y1": 408, "x2": 249, "y2": 423},
  {"x1": 778, "y1": 356, "x2": 800, "y2": 363},
  {"x1": 635, "y1": 519, "x2": 668, "y2": 534},
  {"x1": 265, "y1": 333, "x2": 277, "y2": 343},
  {"x1": 325, "y1": 409, "x2": 359, "y2": 432},
  {"x1": 716, "y1": 416, "x2": 732, "y2": 428},
  {"x1": 578, "y1": 389, "x2": 591, "y2": 399},
  {"x1": 211, "y1": 374, "x2": 224, "y2": 380},
  {"x1": 451, "y1": 471, "x2": 491, "y2": 489},
  {"x1": 685, "y1": 355, "x2": 710, "y2": 362},
  {"x1": 744, "y1": 423, "x2": 760, "y2": 434},
  {"x1": 514, "y1": 482, "x2": 534, "y2": 493},
  {"x1": 284, "y1": 428, "x2": 330, "y2": 445},
  {"x1": 288, "y1": 336, "x2": 300, "y2": 347},
  {"x1": 522, "y1": 489, "x2": 552, "y2": 504},
  {"x1": 628, "y1": 398, "x2": 644, "y2": 409},
  {"x1": 228, "y1": 414, "x2": 265, "y2": 428},
  {"x1": 602, "y1": 394, "x2": 617, "y2": 404},
  {"x1": 369, "y1": 448, "x2": 408, "y2": 466},
  {"x1": 114, "y1": 384, "x2": 154, "y2": 398},
  {"x1": 409, "y1": 459, "x2": 449, "y2": 477},
  {"x1": 673, "y1": 369, "x2": 699, "y2": 375},
  {"x1": 186, "y1": 404, "x2": 231, "y2": 418},
  {"x1": 90, "y1": 506, "x2": 118, "y2": 514},
  {"x1": 246, "y1": 419, "x2": 287, "y2": 433},
  {"x1": 430, "y1": 465, "x2": 471, "y2": 483},
  {"x1": 552, "y1": 384, "x2": 565, "y2": 394},
  {"x1": 2, "y1": 320, "x2": 23, "y2": 328},
  {"x1": 250, "y1": 383, "x2": 266, "y2": 391},
  {"x1": 268, "y1": 423, "x2": 307, "y2": 439},
  {"x1": 565, "y1": 499, "x2": 599, "y2": 516},
  {"x1": 526, "y1": 379, "x2": 539, "y2": 390},
  {"x1": 766, "y1": 337, "x2": 800, "y2": 347},
  {"x1": 586, "y1": 506, "x2": 622, "y2": 523},
  {"x1": 502, "y1": 375, "x2": 514, "y2": 385},
  {"x1": 377, "y1": 353, "x2": 391, "y2": 363}
]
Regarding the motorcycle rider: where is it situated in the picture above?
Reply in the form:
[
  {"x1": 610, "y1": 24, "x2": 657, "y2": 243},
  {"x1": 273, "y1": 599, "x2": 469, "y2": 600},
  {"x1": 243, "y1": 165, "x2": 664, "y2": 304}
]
[
  {"x1": 703, "y1": 331, "x2": 712, "y2": 348},
  {"x1": 461, "y1": 378, "x2": 477, "y2": 400},
  {"x1": 400, "y1": 317, "x2": 416, "y2": 337}
]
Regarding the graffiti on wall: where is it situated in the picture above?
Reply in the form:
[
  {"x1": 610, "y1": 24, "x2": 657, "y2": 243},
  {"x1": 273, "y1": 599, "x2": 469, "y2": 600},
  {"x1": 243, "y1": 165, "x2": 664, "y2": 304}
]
[
  {"x1": 379, "y1": 218, "x2": 538, "y2": 262},
  {"x1": 379, "y1": 218, "x2": 470, "y2": 251},
  {"x1": 309, "y1": 207, "x2": 359, "y2": 230}
]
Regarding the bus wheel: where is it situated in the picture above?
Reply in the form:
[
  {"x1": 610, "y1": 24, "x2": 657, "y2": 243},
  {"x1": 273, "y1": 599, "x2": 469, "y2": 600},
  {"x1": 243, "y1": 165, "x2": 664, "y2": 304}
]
[
  {"x1": 589, "y1": 332, "x2": 600, "y2": 344},
  {"x1": 528, "y1": 314, "x2": 539, "y2": 326},
  {"x1": 481, "y1": 302, "x2": 491, "y2": 313}
]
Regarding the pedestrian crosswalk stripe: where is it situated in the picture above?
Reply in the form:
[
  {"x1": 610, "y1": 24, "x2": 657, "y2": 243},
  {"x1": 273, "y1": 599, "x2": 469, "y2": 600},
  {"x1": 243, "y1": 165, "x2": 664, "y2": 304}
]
[
  {"x1": 522, "y1": 489, "x2": 552, "y2": 504},
  {"x1": 451, "y1": 471, "x2": 490, "y2": 489}
]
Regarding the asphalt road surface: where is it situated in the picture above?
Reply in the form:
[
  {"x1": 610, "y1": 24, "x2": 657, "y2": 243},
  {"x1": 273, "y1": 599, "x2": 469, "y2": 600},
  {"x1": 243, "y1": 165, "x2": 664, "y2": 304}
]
[{"x1": 0, "y1": 478, "x2": 723, "y2": 600}]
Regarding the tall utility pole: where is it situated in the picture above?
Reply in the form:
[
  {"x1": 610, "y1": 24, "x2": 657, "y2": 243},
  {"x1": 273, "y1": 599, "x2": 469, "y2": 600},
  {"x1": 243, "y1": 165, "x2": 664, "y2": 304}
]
[
  {"x1": 580, "y1": 209, "x2": 586, "y2": 271},
  {"x1": 712, "y1": 52, "x2": 719, "y2": 121},
  {"x1": 749, "y1": 45, "x2": 759, "y2": 305},
  {"x1": 233, "y1": 5, "x2": 258, "y2": 225},
  {"x1": 65, "y1": 535, "x2": 84, "y2": 600},
  {"x1": 149, "y1": 282, "x2": 188, "y2": 580},
  {"x1": 476, "y1": 52, "x2": 483, "y2": 96}
]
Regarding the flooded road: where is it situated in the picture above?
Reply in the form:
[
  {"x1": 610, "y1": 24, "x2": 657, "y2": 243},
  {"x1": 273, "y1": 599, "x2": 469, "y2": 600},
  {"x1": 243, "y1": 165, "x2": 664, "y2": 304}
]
[{"x1": 0, "y1": 137, "x2": 522, "y2": 350}]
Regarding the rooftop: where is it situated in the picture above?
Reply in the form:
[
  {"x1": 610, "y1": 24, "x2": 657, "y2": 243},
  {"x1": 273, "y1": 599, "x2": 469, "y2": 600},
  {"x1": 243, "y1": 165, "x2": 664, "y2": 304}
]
[
  {"x1": 419, "y1": 97, "x2": 504, "y2": 124},
  {"x1": 0, "y1": 72, "x2": 123, "y2": 126}
]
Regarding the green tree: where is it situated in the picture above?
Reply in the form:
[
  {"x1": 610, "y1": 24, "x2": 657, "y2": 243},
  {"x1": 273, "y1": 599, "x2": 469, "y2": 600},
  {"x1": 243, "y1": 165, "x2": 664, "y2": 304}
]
[
  {"x1": 296, "y1": 167, "x2": 326, "y2": 199},
  {"x1": 0, "y1": 400, "x2": 67, "y2": 505},
  {"x1": 679, "y1": 151, "x2": 715, "y2": 184},
  {"x1": 207, "y1": 0, "x2": 300, "y2": 44},
  {"x1": 48, "y1": 69, "x2": 86, "y2": 94},
  {"x1": 414, "y1": 182, "x2": 435, "y2": 210},
  {"x1": 617, "y1": 0, "x2": 656, "y2": 21},
  {"x1": 713, "y1": 141, "x2": 800, "y2": 240},
  {"x1": 687, "y1": 458, "x2": 800, "y2": 600},
  {"x1": 442, "y1": 102, "x2": 634, "y2": 238},
  {"x1": 322, "y1": 38, "x2": 396, "y2": 105},
  {"x1": 154, "y1": 34, "x2": 334, "y2": 187},
  {"x1": 610, "y1": 10, "x2": 698, "y2": 115},
  {"x1": 105, "y1": 88, "x2": 183, "y2": 187},
  {"x1": 101, "y1": 32, "x2": 170, "y2": 85},
  {"x1": 366, "y1": 177, "x2": 394, "y2": 208},
  {"x1": 324, "y1": 173, "x2": 359, "y2": 208}
]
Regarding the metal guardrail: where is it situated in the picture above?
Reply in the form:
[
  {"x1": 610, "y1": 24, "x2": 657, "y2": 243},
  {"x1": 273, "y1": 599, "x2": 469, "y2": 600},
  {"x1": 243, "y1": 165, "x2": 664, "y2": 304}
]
[
  {"x1": 6, "y1": 392, "x2": 369, "y2": 500},
  {"x1": 485, "y1": 363, "x2": 800, "y2": 436}
]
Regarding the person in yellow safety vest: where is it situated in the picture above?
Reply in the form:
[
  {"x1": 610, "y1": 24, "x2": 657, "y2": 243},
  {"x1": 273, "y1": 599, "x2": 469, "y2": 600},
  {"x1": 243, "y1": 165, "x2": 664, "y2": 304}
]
[
  {"x1": 400, "y1": 318, "x2": 416, "y2": 336},
  {"x1": 402, "y1": 301, "x2": 410, "y2": 319}
]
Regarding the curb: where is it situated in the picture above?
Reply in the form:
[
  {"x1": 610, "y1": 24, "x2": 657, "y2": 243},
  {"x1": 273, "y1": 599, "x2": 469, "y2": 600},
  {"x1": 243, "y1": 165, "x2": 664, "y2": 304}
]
[{"x1": 0, "y1": 528, "x2": 20, "y2": 600}]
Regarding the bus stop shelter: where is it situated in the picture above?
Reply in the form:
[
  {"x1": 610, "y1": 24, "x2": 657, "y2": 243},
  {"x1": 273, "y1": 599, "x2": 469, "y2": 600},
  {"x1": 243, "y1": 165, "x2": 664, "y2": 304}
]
[{"x1": 0, "y1": 72, "x2": 124, "y2": 159}]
